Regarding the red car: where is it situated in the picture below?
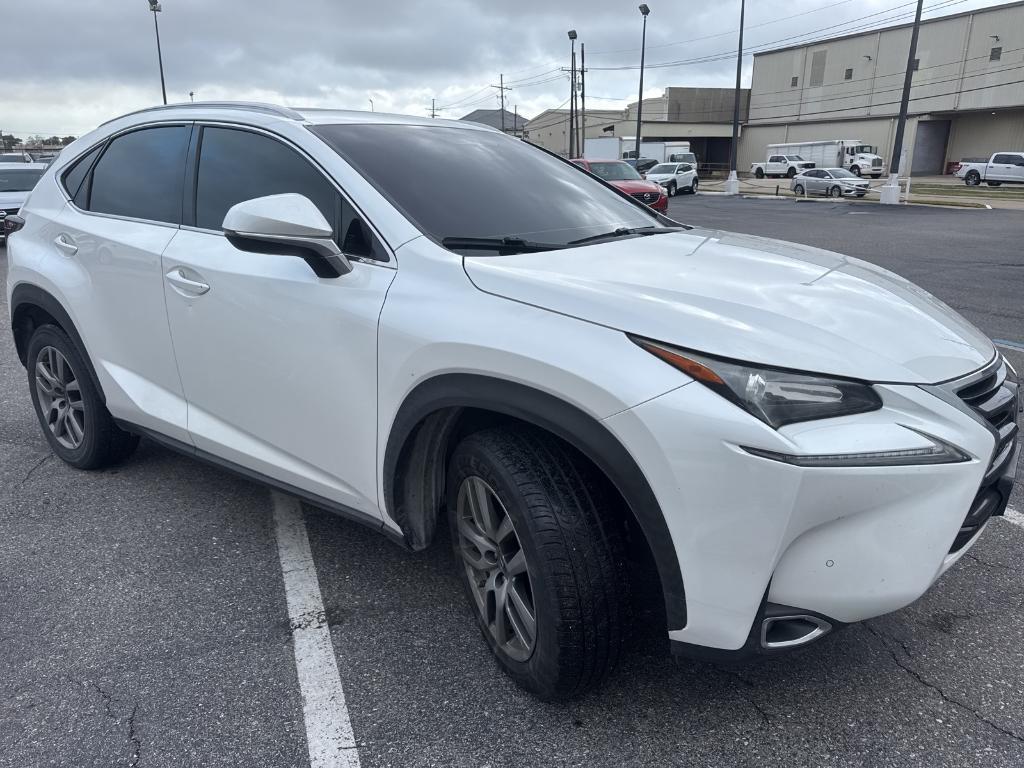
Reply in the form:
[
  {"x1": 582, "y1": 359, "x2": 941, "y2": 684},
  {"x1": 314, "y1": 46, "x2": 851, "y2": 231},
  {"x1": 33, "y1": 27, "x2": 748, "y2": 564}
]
[{"x1": 570, "y1": 158, "x2": 668, "y2": 212}]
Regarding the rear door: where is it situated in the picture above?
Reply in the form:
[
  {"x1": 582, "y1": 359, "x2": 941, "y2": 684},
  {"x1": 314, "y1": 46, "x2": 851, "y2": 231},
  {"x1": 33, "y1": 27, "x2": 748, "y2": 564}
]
[
  {"x1": 160, "y1": 124, "x2": 395, "y2": 516},
  {"x1": 54, "y1": 123, "x2": 193, "y2": 442}
]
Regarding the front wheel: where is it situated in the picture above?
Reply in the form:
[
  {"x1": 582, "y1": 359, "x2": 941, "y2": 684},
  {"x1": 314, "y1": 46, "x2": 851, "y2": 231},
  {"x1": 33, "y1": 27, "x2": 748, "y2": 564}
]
[
  {"x1": 850, "y1": 165, "x2": 861, "y2": 176},
  {"x1": 447, "y1": 427, "x2": 628, "y2": 701},
  {"x1": 667, "y1": 182, "x2": 677, "y2": 197},
  {"x1": 965, "y1": 170, "x2": 981, "y2": 186},
  {"x1": 27, "y1": 325, "x2": 139, "y2": 469},
  {"x1": 690, "y1": 177, "x2": 699, "y2": 194},
  {"x1": 828, "y1": 185, "x2": 843, "y2": 198}
]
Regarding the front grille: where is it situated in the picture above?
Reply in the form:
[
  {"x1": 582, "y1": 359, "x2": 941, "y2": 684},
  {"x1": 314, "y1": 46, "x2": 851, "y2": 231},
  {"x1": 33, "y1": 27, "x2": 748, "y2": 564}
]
[
  {"x1": 872, "y1": 159, "x2": 883, "y2": 167},
  {"x1": 1, "y1": 207, "x2": 18, "y2": 217},
  {"x1": 631, "y1": 192, "x2": 658, "y2": 204},
  {"x1": 946, "y1": 357, "x2": 1020, "y2": 552}
]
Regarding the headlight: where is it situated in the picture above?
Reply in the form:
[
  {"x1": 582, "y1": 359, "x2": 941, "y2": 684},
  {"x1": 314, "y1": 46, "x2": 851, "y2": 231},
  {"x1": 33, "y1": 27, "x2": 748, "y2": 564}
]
[{"x1": 632, "y1": 337, "x2": 882, "y2": 428}]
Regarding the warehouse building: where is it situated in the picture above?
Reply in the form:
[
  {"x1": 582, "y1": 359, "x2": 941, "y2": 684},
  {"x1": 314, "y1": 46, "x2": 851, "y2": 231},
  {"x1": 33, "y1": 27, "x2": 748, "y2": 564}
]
[{"x1": 740, "y1": 1, "x2": 1024, "y2": 174}]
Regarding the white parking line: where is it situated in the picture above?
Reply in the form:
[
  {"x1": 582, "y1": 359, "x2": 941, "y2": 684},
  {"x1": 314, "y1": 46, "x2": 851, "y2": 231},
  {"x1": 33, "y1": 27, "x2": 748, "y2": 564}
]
[
  {"x1": 1004, "y1": 505, "x2": 1024, "y2": 529},
  {"x1": 272, "y1": 492, "x2": 360, "y2": 768}
]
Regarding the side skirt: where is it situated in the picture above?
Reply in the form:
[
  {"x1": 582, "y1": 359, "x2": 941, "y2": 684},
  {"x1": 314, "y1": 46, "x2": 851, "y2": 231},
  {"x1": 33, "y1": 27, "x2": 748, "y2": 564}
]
[{"x1": 115, "y1": 419, "x2": 409, "y2": 550}]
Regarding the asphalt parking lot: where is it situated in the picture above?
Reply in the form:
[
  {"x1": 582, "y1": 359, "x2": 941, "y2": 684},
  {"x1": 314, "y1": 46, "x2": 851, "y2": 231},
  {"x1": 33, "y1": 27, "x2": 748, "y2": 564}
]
[{"x1": 2, "y1": 196, "x2": 1023, "y2": 768}]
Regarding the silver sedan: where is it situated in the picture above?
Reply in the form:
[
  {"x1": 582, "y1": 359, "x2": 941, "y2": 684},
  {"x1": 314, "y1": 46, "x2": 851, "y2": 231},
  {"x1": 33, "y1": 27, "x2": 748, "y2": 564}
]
[{"x1": 790, "y1": 168, "x2": 870, "y2": 198}]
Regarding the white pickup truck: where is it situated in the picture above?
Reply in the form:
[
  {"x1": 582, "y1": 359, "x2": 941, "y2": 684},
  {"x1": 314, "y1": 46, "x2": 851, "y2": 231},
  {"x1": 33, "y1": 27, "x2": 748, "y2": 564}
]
[
  {"x1": 954, "y1": 152, "x2": 1024, "y2": 186},
  {"x1": 751, "y1": 154, "x2": 816, "y2": 179}
]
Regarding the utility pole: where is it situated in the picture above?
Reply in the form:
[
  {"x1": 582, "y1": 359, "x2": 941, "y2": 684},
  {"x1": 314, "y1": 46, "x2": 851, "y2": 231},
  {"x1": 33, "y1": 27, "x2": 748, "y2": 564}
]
[
  {"x1": 429, "y1": 98, "x2": 437, "y2": 118},
  {"x1": 580, "y1": 43, "x2": 586, "y2": 155},
  {"x1": 514, "y1": 105, "x2": 519, "y2": 137},
  {"x1": 725, "y1": 0, "x2": 745, "y2": 195},
  {"x1": 567, "y1": 30, "x2": 578, "y2": 157},
  {"x1": 492, "y1": 75, "x2": 512, "y2": 132},
  {"x1": 881, "y1": 0, "x2": 924, "y2": 204}
]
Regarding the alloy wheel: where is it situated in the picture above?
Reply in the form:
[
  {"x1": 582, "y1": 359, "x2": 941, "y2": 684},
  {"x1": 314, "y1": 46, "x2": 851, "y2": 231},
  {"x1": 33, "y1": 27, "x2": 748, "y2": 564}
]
[
  {"x1": 456, "y1": 476, "x2": 537, "y2": 661},
  {"x1": 35, "y1": 346, "x2": 85, "y2": 450}
]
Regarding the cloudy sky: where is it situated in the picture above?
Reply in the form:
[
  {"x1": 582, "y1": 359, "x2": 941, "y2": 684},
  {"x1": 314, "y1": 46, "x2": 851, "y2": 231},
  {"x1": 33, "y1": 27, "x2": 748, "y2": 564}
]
[{"x1": 2, "y1": 0, "x2": 1010, "y2": 139}]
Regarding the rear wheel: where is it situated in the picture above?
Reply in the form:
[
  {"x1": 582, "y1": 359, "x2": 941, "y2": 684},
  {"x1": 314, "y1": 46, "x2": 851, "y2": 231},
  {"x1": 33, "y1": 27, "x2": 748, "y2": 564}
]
[
  {"x1": 447, "y1": 427, "x2": 628, "y2": 701},
  {"x1": 793, "y1": 183, "x2": 805, "y2": 196},
  {"x1": 965, "y1": 170, "x2": 981, "y2": 186},
  {"x1": 27, "y1": 325, "x2": 139, "y2": 469},
  {"x1": 754, "y1": 167, "x2": 765, "y2": 179},
  {"x1": 786, "y1": 167, "x2": 797, "y2": 178}
]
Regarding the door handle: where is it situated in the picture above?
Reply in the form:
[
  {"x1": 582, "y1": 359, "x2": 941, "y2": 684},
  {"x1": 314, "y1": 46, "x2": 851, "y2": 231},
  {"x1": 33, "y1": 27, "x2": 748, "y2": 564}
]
[
  {"x1": 165, "y1": 267, "x2": 210, "y2": 296},
  {"x1": 53, "y1": 234, "x2": 78, "y2": 256}
]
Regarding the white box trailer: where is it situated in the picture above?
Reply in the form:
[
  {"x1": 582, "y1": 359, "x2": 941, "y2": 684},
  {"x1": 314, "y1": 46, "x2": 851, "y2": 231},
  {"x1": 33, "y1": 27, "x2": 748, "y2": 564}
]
[
  {"x1": 766, "y1": 140, "x2": 885, "y2": 178},
  {"x1": 583, "y1": 137, "x2": 623, "y2": 160},
  {"x1": 584, "y1": 138, "x2": 697, "y2": 166}
]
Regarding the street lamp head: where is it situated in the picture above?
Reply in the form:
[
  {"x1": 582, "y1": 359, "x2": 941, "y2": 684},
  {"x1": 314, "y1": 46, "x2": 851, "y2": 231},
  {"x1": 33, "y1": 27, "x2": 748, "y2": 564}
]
[
  {"x1": 148, "y1": 0, "x2": 162, "y2": 11},
  {"x1": 639, "y1": 4, "x2": 650, "y2": 16},
  {"x1": 567, "y1": 29, "x2": 577, "y2": 40}
]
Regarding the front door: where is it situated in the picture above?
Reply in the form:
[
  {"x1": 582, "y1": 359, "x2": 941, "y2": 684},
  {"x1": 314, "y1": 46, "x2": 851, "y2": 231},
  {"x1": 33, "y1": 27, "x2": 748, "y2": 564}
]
[{"x1": 161, "y1": 125, "x2": 395, "y2": 516}]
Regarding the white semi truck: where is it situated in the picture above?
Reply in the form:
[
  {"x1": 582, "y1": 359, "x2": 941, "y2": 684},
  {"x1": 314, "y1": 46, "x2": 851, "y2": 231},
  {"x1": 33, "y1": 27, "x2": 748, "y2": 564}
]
[
  {"x1": 752, "y1": 140, "x2": 885, "y2": 178},
  {"x1": 584, "y1": 137, "x2": 696, "y2": 165}
]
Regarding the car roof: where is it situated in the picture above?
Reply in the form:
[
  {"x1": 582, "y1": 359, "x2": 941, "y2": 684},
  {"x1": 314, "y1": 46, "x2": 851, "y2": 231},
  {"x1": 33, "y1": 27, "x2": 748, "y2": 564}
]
[{"x1": 102, "y1": 101, "x2": 495, "y2": 133}]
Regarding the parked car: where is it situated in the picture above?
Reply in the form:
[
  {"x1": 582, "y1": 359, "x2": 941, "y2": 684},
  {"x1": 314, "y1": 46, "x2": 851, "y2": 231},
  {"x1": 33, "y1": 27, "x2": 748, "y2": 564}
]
[
  {"x1": 7, "y1": 104, "x2": 1019, "y2": 702},
  {"x1": 752, "y1": 154, "x2": 815, "y2": 178},
  {"x1": 571, "y1": 158, "x2": 668, "y2": 211},
  {"x1": 623, "y1": 157, "x2": 658, "y2": 176},
  {"x1": 791, "y1": 167, "x2": 870, "y2": 198},
  {"x1": 0, "y1": 151, "x2": 32, "y2": 163},
  {"x1": 954, "y1": 152, "x2": 1024, "y2": 186},
  {"x1": 0, "y1": 162, "x2": 47, "y2": 240},
  {"x1": 644, "y1": 162, "x2": 698, "y2": 196}
]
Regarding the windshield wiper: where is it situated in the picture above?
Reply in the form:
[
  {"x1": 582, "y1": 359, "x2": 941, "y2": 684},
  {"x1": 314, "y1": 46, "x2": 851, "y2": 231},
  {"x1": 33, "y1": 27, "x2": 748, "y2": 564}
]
[
  {"x1": 567, "y1": 226, "x2": 686, "y2": 246},
  {"x1": 441, "y1": 236, "x2": 564, "y2": 254}
]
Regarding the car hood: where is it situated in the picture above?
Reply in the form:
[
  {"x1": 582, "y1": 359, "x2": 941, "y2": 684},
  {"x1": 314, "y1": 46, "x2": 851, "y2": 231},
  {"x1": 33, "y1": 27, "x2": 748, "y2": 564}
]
[
  {"x1": 609, "y1": 179, "x2": 662, "y2": 194},
  {"x1": 646, "y1": 173, "x2": 672, "y2": 182},
  {"x1": 463, "y1": 229, "x2": 994, "y2": 384},
  {"x1": 0, "y1": 191, "x2": 29, "y2": 209}
]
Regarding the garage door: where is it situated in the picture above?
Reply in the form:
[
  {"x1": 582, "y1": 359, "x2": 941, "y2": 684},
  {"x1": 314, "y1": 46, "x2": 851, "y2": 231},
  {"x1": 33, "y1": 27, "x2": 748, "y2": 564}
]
[{"x1": 911, "y1": 120, "x2": 951, "y2": 176}]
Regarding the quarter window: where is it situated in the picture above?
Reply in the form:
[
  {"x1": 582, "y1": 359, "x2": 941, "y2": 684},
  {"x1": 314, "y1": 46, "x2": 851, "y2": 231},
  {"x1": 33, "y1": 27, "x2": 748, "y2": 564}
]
[
  {"x1": 62, "y1": 144, "x2": 103, "y2": 202},
  {"x1": 87, "y1": 126, "x2": 190, "y2": 224}
]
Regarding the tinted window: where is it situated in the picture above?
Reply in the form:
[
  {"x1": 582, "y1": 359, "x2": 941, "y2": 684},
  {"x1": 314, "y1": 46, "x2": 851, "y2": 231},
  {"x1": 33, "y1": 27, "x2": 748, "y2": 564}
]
[
  {"x1": 770, "y1": 155, "x2": 784, "y2": 163},
  {"x1": 312, "y1": 124, "x2": 664, "y2": 248},
  {"x1": 678, "y1": 164, "x2": 692, "y2": 172},
  {"x1": 88, "y1": 126, "x2": 189, "y2": 224},
  {"x1": 648, "y1": 164, "x2": 676, "y2": 175},
  {"x1": 196, "y1": 127, "x2": 337, "y2": 231},
  {"x1": 0, "y1": 168, "x2": 45, "y2": 192},
  {"x1": 992, "y1": 154, "x2": 1018, "y2": 165},
  {"x1": 62, "y1": 144, "x2": 102, "y2": 200}
]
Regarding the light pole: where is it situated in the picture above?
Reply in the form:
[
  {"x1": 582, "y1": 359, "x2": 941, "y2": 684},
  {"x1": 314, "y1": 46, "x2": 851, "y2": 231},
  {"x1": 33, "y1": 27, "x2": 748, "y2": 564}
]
[
  {"x1": 633, "y1": 5, "x2": 650, "y2": 163},
  {"x1": 568, "y1": 30, "x2": 577, "y2": 157},
  {"x1": 881, "y1": 0, "x2": 924, "y2": 204},
  {"x1": 725, "y1": 0, "x2": 745, "y2": 195},
  {"x1": 148, "y1": 0, "x2": 167, "y2": 105},
  {"x1": 368, "y1": 98, "x2": 374, "y2": 112}
]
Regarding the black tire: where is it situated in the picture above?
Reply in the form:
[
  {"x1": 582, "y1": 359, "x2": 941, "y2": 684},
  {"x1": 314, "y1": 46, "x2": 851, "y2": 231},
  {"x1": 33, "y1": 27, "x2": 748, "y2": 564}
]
[
  {"x1": 754, "y1": 167, "x2": 764, "y2": 179},
  {"x1": 850, "y1": 165, "x2": 861, "y2": 176},
  {"x1": 828, "y1": 185, "x2": 843, "y2": 198},
  {"x1": 690, "y1": 177, "x2": 699, "y2": 194},
  {"x1": 667, "y1": 182, "x2": 676, "y2": 197},
  {"x1": 987, "y1": 181, "x2": 1002, "y2": 187},
  {"x1": 786, "y1": 167, "x2": 797, "y2": 178},
  {"x1": 793, "y1": 183, "x2": 805, "y2": 196},
  {"x1": 965, "y1": 170, "x2": 981, "y2": 186},
  {"x1": 26, "y1": 324, "x2": 139, "y2": 470},
  {"x1": 447, "y1": 427, "x2": 628, "y2": 701}
]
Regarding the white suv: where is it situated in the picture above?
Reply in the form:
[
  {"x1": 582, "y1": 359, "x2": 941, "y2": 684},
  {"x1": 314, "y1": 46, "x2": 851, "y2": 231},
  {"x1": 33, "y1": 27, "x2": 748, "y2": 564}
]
[{"x1": 5, "y1": 103, "x2": 1020, "y2": 701}]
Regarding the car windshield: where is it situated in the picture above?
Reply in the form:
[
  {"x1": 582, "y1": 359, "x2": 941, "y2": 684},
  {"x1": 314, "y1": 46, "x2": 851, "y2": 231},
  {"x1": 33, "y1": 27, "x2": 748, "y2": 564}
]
[
  {"x1": 0, "y1": 168, "x2": 45, "y2": 192},
  {"x1": 648, "y1": 164, "x2": 676, "y2": 175},
  {"x1": 786, "y1": 155, "x2": 805, "y2": 161},
  {"x1": 312, "y1": 124, "x2": 666, "y2": 250},
  {"x1": 587, "y1": 161, "x2": 642, "y2": 181},
  {"x1": 828, "y1": 168, "x2": 857, "y2": 178}
]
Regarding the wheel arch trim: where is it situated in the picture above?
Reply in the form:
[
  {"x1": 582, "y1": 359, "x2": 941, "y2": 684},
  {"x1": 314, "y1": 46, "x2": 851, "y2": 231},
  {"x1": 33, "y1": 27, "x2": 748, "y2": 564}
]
[
  {"x1": 383, "y1": 373, "x2": 687, "y2": 630},
  {"x1": 10, "y1": 283, "x2": 106, "y2": 403}
]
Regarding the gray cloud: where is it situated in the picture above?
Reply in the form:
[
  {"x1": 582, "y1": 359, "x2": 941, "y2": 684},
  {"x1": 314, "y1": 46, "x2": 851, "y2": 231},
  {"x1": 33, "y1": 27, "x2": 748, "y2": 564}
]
[{"x1": 1, "y1": 0, "x2": 1008, "y2": 137}]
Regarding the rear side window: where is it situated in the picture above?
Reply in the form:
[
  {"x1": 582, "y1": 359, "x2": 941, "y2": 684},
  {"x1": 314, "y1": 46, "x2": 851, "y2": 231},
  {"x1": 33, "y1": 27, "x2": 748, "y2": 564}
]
[
  {"x1": 88, "y1": 126, "x2": 190, "y2": 224},
  {"x1": 195, "y1": 127, "x2": 385, "y2": 259},
  {"x1": 62, "y1": 144, "x2": 103, "y2": 201}
]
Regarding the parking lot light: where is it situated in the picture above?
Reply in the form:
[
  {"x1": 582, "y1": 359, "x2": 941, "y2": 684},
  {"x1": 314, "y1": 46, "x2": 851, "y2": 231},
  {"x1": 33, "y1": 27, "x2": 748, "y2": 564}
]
[
  {"x1": 633, "y1": 5, "x2": 650, "y2": 164},
  {"x1": 148, "y1": 0, "x2": 167, "y2": 105}
]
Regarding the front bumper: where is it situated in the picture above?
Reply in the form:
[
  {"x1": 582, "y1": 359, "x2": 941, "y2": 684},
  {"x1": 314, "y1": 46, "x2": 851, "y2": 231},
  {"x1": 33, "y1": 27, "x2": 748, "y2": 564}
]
[{"x1": 604, "y1": 358, "x2": 1019, "y2": 656}]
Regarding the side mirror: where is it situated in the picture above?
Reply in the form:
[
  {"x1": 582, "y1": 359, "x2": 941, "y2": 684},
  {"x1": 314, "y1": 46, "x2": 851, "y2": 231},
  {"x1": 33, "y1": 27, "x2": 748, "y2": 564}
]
[{"x1": 222, "y1": 193, "x2": 352, "y2": 278}]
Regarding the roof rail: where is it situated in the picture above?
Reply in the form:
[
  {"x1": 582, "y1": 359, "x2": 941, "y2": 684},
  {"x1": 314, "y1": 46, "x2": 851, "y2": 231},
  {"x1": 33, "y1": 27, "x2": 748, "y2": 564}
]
[{"x1": 101, "y1": 101, "x2": 306, "y2": 126}]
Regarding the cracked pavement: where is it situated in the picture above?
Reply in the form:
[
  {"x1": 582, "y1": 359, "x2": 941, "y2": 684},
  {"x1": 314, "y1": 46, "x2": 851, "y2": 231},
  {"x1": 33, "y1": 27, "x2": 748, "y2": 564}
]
[{"x1": 3, "y1": 197, "x2": 1024, "y2": 768}]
